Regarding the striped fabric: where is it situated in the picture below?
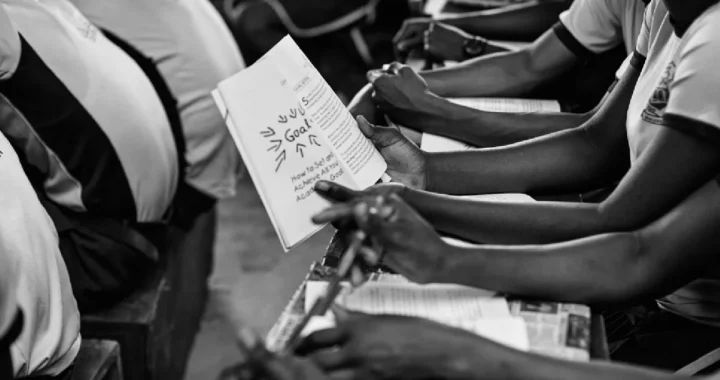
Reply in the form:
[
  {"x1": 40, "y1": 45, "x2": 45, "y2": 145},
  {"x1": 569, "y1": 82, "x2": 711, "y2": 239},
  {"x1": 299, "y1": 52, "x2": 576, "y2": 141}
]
[{"x1": 0, "y1": 0, "x2": 178, "y2": 222}]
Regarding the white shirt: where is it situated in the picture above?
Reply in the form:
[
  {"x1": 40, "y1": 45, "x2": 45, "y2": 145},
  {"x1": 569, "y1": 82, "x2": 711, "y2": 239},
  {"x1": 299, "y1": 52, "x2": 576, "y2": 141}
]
[
  {"x1": 625, "y1": 1, "x2": 720, "y2": 325},
  {"x1": 70, "y1": 0, "x2": 246, "y2": 199},
  {"x1": 0, "y1": 130, "x2": 81, "y2": 377},
  {"x1": 0, "y1": 0, "x2": 178, "y2": 222},
  {"x1": 559, "y1": 0, "x2": 646, "y2": 55}
]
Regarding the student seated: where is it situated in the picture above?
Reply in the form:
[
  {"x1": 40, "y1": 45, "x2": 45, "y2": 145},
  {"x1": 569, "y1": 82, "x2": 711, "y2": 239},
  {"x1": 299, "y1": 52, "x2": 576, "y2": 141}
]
[
  {"x1": 329, "y1": 0, "x2": 720, "y2": 243},
  {"x1": 70, "y1": 0, "x2": 247, "y2": 226},
  {"x1": 0, "y1": 0, "x2": 181, "y2": 313},
  {"x1": 0, "y1": 132, "x2": 80, "y2": 379},
  {"x1": 393, "y1": 0, "x2": 573, "y2": 61},
  {"x1": 350, "y1": 0, "x2": 647, "y2": 144},
  {"x1": 223, "y1": 0, "x2": 391, "y2": 63},
  {"x1": 311, "y1": 177, "x2": 720, "y2": 370}
]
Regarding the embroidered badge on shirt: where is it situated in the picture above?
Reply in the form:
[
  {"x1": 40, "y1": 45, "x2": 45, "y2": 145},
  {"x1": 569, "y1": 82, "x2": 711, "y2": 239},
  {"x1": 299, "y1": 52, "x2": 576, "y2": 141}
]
[{"x1": 641, "y1": 62, "x2": 676, "y2": 125}]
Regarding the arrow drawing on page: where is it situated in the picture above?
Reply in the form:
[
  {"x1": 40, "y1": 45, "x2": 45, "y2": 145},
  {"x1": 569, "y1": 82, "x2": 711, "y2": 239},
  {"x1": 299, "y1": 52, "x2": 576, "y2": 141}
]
[
  {"x1": 296, "y1": 143, "x2": 306, "y2": 158},
  {"x1": 260, "y1": 127, "x2": 276, "y2": 137},
  {"x1": 308, "y1": 134, "x2": 321, "y2": 147},
  {"x1": 275, "y1": 150, "x2": 286, "y2": 172},
  {"x1": 267, "y1": 139, "x2": 282, "y2": 152},
  {"x1": 278, "y1": 115, "x2": 288, "y2": 123},
  {"x1": 289, "y1": 108, "x2": 298, "y2": 119}
]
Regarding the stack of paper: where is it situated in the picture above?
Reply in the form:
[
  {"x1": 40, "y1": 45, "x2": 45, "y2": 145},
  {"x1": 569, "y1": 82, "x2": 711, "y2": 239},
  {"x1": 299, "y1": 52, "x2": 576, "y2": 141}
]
[{"x1": 302, "y1": 281, "x2": 530, "y2": 351}]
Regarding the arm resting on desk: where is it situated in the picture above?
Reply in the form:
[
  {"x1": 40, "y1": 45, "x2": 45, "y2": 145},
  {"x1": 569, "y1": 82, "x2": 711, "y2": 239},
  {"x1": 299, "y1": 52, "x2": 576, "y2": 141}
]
[
  {"x1": 434, "y1": 179, "x2": 720, "y2": 306},
  {"x1": 436, "y1": 0, "x2": 572, "y2": 41}
]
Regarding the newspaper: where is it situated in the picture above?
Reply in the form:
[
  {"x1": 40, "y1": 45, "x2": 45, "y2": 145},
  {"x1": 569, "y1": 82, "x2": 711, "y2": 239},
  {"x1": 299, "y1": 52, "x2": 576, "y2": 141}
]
[{"x1": 266, "y1": 263, "x2": 591, "y2": 361}]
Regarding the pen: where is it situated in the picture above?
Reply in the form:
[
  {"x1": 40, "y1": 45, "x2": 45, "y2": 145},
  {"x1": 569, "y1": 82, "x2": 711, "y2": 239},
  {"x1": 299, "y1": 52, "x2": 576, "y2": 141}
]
[{"x1": 282, "y1": 230, "x2": 367, "y2": 352}]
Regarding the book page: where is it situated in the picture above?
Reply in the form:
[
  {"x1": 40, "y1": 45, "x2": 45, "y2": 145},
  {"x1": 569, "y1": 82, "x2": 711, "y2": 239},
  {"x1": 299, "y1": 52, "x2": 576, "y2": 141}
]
[
  {"x1": 305, "y1": 282, "x2": 508, "y2": 322},
  {"x1": 266, "y1": 36, "x2": 387, "y2": 189},
  {"x1": 446, "y1": 97, "x2": 560, "y2": 113},
  {"x1": 216, "y1": 37, "x2": 386, "y2": 250},
  {"x1": 300, "y1": 313, "x2": 529, "y2": 351},
  {"x1": 407, "y1": 97, "x2": 559, "y2": 152}
]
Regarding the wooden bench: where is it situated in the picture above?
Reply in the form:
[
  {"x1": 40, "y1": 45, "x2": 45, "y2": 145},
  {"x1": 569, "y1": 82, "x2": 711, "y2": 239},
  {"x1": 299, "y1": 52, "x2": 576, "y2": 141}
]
[
  {"x1": 71, "y1": 340, "x2": 123, "y2": 380},
  {"x1": 80, "y1": 209, "x2": 216, "y2": 380}
]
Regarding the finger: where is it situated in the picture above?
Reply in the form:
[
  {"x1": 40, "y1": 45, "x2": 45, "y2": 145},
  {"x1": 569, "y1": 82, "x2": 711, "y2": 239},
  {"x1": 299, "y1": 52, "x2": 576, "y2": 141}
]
[
  {"x1": 356, "y1": 116, "x2": 374, "y2": 138},
  {"x1": 366, "y1": 69, "x2": 385, "y2": 84},
  {"x1": 358, "y1": 245, "x2": 381, "y2": 267},
  {"x1": 315, "y1": 180, "x2": 361, "y2": 203},
  {"x1": 352, "y1": 202, "x2": 370, "y2": 229},
  {"x1": 392, "y1": 22, "x2": 420, "y2": 45},
  {"x1": 396, "y1": 34, "x2": 424, "y2": 53},
  {"x1": 312, "y1": 203, "x2": 356, "y2": 225},
  {"x1": 295, "y1": 327, "x2": 348, "y2": 356},
  {"x1": 350, "y1": 265, "x2": 365, "y2": 287},
  {"x1": 308, "y1": 348, "x2": 351, "y2": 371},
  {"x1": 387, "y1": 62, "x2": 404, "y2": 74}
]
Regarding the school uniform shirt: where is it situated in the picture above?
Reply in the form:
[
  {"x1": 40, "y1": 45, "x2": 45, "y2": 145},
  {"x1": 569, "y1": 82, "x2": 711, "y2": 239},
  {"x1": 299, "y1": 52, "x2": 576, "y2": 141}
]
[
  {"x1": 0, "y1": 131, "x2": 81, "y2": 377},
  {"x1": 626, "y1": 1, "x2": 720, "y2": 326},
  {"x1": 555, "y1": 0, "x2": 647, "y2": 57},
  {"x1": 0, "y1": 0, "x2": 178, "y2": 222},
  {"x1": 70, "y1": 0, "x2": 246, "y2": 199}
]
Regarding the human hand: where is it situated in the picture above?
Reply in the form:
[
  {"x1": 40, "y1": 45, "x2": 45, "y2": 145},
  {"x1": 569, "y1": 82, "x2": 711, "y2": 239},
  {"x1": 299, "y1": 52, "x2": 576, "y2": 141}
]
[
  {"x1": 218, "y1": 327, "x2": 332, "y2": 380},
  {"x1": 312, "y1": 190, "x2": 448, "y2": 284},
  {"x1": 355, "y1": 115, "x2": 427, "y2": 189},
  {"x1": 368, "y1": 63, "x2": 439, "y2": 128},
  {"x1": 347, "y1": 83, "x2": 380, "y2": 125},
  {"x1": 393, "y1": 17, "x2": 432, "y2": 61},
  {"x1": 424, "y1": 22, "x2": 474, "y2": 62},
  {"x1": 296, "y1": 311, "x2": 487, "y2": 380}
]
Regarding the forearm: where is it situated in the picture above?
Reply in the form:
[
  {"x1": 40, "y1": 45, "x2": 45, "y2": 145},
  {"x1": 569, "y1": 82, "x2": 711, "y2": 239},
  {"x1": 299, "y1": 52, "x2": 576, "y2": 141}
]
[
  {"x1": 422, "y1": 126, "x2": 624, "y2": 196},
  {"x1": 412, "y1": 95, "x2": 591, "y2": 147},
  {"x1": 421, "y1": 50, "x2": 539, "y2": 97},
  {"x1": 437, "y1": 1, "x2": 571, "y2": 41},
  {"x1": 429, "y1": 181, "x2": 720, "y2": 303},
  {"x1": 437, "y1": 231, "x2": 639, "y2": 301},
  {"x1": 450, "y1": 340, "x2": 683, "y2": 380},
  {"x1": 405, "y1": 190, "x2": 612, "y2": 244}
]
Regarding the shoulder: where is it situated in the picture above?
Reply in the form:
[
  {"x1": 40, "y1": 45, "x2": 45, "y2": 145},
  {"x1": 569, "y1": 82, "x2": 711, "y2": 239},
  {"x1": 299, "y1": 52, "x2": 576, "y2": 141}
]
[{"x1": 0, "y1": 4, "x2": 21, "y2": 80}]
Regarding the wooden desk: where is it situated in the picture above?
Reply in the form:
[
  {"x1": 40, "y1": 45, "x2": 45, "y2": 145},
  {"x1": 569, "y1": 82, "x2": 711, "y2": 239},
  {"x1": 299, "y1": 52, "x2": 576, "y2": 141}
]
[{"x1": 320, "y1": 233, "x2": 610, "y2": 360}]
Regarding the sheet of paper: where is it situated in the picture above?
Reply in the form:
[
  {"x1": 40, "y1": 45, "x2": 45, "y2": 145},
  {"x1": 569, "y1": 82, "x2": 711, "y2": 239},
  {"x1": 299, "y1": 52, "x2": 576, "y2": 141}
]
[
  {"x1": 303, "y1": 282, "x2": 528, "y2": 351},
  {"x1": 216, "y1": 37, "x2": 387, "y2": 250},
  {"x1": 446, "y1": 97, "x2": 561, "y2": 113},
  {"x1": 424, "y1": 0, "x2": 449, "y2": 17},
  {"x1": 306, "y1": 282, "x2": 507, "y2": 322},
  {"x1": 266, "y1": 36, "x2": 387, "y2": 189},
  {"x1": 417, "y1": 97, "x2": 559, "y2": 152}
]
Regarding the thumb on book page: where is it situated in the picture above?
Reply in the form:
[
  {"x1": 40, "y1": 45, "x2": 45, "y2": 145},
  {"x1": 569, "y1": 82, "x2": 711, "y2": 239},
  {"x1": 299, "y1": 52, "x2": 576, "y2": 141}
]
[{"x1": 356, "y1": 116, "x2": 374, "y2": 138}]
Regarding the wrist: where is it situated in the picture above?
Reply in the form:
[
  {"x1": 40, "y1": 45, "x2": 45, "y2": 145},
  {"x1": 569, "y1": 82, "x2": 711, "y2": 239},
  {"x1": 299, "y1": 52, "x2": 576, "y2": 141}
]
[
  {"x1": 437, "y1": 336, "x2": 508, "y2": 380},
  {"x1": 462, "y1": 36, "x2": 488, "y2": 60}
]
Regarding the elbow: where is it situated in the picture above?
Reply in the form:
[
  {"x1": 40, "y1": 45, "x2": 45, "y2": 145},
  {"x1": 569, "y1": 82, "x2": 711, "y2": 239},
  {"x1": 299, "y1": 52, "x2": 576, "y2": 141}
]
[
  {"x1": 507, "y1": 49, "x2": 547, "y2": 93},
  {"x1": 572, "y1": 232, "x2": 654, "y2": 305}
]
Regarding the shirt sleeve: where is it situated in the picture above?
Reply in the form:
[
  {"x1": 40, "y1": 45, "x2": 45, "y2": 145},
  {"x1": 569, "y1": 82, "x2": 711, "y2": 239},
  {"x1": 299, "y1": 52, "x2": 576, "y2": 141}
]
[
  {"x1": 557, "y1": 0, "x2": 623, "y2": 54},
  {"x1": 663, "y1": 14, "x2": 720, "y2": 145},
  {"x1": 0, "y1": 5, "x2": 21, "y2": 80},
  {"x1": 634, "y1": 0, "x2": 656, "y2": 57}
]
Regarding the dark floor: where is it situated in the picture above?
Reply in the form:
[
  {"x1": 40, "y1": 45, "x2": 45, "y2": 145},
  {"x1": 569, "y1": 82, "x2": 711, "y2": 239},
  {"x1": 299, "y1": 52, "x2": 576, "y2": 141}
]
[{"x1": 183, "y1": 173, "x2": 334, "y2": 380}]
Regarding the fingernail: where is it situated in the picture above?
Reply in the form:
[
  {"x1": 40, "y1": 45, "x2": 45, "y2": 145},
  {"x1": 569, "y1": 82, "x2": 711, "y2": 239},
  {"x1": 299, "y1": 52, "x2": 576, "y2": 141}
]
[{"x1": 315, "y1": 181, "x2": 330, "y2": 191}]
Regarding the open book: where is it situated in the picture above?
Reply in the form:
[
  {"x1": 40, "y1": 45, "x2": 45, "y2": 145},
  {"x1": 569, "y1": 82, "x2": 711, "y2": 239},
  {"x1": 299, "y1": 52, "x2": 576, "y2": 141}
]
[
  {"x1": 214, "y1": 36, "x2": 387, "y2": 250},
  {"x1": 302, "y1": 281, "x2": 530, "y2": 351},
  {"x1": 420, "y1": 97, "x2": 561, "y2": 152}
]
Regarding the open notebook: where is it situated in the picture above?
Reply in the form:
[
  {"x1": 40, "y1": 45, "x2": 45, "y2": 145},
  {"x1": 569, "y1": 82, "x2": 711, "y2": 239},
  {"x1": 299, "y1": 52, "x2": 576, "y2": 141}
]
[
  {"x1": 302, "y1": 281, "x2": 530, "y2": 351},
  {"x1": 214, "y1": 36, "x2": 388, "y2": 251}
]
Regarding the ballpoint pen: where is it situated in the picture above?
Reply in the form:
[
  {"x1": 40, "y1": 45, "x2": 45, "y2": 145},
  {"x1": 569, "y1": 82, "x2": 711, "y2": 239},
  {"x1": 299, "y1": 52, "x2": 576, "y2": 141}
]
[{"x1": 281, "y1": 230, "x2": 368, "y2": 353}]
